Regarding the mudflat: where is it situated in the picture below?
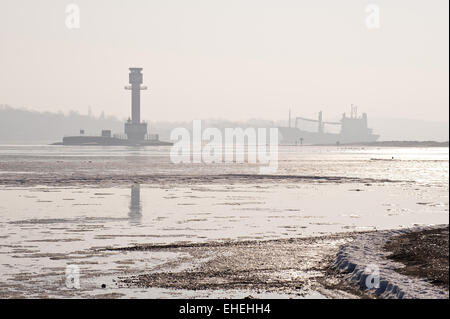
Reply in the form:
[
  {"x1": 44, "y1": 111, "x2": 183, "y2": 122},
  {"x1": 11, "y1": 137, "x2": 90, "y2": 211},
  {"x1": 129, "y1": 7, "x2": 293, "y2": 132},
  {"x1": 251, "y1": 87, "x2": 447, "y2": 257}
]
[{"x1": 385, "y1": 226, "x2": 449, "y2": 290}]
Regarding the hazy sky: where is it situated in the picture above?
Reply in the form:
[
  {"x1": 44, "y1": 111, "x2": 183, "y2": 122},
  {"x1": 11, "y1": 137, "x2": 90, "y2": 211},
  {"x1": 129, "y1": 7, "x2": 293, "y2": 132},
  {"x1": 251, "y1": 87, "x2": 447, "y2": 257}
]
[{"x1": 0, "y1": 0, "x2": 448, "y2": 122}]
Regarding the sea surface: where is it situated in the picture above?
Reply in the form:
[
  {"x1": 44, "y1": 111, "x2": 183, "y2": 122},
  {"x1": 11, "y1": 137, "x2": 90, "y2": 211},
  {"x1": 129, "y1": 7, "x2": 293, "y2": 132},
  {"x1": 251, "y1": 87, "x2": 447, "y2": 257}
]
[{"x1": 0, "y1": 145, "x2": 448, "y2": 298}]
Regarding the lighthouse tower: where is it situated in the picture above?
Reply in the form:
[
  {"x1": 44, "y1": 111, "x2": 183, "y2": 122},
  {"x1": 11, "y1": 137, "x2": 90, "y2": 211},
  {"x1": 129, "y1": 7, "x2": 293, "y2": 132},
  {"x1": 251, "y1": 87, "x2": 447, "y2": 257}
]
[{"x1": 124, "y1": 68, "x2": 148, "y2": 141}]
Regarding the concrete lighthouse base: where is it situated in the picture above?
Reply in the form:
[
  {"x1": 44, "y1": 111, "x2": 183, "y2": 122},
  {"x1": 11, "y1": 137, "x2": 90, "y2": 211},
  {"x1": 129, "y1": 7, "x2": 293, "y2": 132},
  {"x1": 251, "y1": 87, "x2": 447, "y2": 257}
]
[{"x1": 124, "y1": 121, "x2": 148, "y2": 141}]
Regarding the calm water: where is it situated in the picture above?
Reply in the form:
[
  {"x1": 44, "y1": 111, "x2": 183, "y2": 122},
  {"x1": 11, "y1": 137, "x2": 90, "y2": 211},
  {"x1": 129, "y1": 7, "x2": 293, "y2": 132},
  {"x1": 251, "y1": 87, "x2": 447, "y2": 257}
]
[
  {"x1": 0, "y1": 145, "x2": 448, "y2": 182},
  {"x1": 0, "y1": 145, "x2": 448, "y2": 297},
  {"x1": 0, "y1": 145, "x2": 448, "y2": 240}
]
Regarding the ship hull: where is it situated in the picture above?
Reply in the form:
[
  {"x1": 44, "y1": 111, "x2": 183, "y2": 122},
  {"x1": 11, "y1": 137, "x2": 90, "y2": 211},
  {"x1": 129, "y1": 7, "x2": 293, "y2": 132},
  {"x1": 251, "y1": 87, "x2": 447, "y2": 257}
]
[{"x1": 278, "y1": 127, "x2": 379, "y2": 145}]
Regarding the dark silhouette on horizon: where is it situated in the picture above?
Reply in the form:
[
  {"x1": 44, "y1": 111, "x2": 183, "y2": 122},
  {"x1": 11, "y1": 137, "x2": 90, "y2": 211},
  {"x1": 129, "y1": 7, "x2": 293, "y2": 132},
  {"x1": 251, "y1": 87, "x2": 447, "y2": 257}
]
[
  {"x1": 59, "y1": 68, "x2": 172, "y2": 146},
  {"x1": 0, "y1": 104, "x2": 448, "y2": 143}
]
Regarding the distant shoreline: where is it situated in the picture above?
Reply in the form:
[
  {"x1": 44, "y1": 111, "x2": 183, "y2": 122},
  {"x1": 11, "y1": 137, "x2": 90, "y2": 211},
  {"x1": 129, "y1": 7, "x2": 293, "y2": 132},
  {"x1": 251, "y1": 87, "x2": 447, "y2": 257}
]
[
  {"x1": 0, "y1": 140, "x2": 448, "y2": 147},
  {"x1": 318, "y1": 141, "x2": 449, "y2": 147}
]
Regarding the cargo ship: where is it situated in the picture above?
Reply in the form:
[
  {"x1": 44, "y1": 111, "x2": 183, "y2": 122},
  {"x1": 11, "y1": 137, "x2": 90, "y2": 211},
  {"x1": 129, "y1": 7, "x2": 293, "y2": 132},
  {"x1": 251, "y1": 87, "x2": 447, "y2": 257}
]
[{"x1": 278, "y1": 106, "x2": 379, "y2": 145}]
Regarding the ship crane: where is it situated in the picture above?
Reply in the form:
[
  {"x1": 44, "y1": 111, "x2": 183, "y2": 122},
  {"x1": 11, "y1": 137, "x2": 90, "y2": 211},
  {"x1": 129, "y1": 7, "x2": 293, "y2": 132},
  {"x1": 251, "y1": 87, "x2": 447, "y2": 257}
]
[
  {"x1": 294, "y1": 111, "x2": 341, "y2": 133},
  {"x1": 280, "y1": 106, "x2": 379, "y2": 145}
]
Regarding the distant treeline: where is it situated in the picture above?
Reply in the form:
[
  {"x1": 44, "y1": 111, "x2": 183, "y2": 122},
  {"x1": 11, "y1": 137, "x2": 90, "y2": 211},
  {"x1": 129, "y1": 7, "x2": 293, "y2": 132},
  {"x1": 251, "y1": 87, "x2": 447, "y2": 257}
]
[
  {"x1": 0, "y1": 105, "x2": 448, "y2": 143},
  {"x1": 0, "y1": 105, "x2": 281, "y2": 143},
  {"x1": 0, "y1": 105, "x2": 123, "y2": 143}
]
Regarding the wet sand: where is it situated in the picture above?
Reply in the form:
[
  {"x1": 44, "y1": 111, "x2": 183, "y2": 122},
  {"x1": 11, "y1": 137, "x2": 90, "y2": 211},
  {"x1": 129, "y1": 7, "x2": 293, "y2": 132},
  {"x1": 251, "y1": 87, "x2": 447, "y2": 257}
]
[
  {"x1": 385, "y1": 226, "x2": 449, "y2": 289},
  {"x1": 0, "y1": 172, "x2": 398, "y2": 187},
  {"x1": 0, "y1": 231, "x2": 368, "y2": 299},
  {"x1": 333, "y1": 225, "x2": 449, "y2": 299},
  {"x1": 113, "y1": 233, "x2": 357, "y2": 296}
]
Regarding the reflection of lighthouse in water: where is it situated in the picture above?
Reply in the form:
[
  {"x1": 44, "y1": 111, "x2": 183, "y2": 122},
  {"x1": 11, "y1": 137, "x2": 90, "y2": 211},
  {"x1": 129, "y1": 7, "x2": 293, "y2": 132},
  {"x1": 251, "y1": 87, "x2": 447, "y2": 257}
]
[{"x1": 129, "y1": 184, "x2": 142, "y2": 224}]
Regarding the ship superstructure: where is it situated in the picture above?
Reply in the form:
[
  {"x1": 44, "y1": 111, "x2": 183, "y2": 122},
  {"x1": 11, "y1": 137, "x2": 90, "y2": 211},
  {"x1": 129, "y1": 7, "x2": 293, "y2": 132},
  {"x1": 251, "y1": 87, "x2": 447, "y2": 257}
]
[{"x1": 279, "y1": 105, "x2": 379, "y2": 145}]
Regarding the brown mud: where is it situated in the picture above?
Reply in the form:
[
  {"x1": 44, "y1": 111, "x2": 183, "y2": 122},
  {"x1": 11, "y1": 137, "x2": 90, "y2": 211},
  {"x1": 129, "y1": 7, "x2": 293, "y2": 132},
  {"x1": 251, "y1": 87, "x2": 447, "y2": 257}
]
[
  {"x1": 385, "y1": 226, "x2": 449, "y2": 289},
  {"x1": 116, "y1": 232, "x2": 370, "y2": 298}
]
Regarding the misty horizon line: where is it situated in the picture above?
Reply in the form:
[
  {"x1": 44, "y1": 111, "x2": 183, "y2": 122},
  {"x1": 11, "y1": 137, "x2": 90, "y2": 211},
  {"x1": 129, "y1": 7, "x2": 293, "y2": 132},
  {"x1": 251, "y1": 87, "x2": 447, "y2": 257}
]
[{"x1": 1, "y1": 104, "x2": 448, "y2": 125}]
